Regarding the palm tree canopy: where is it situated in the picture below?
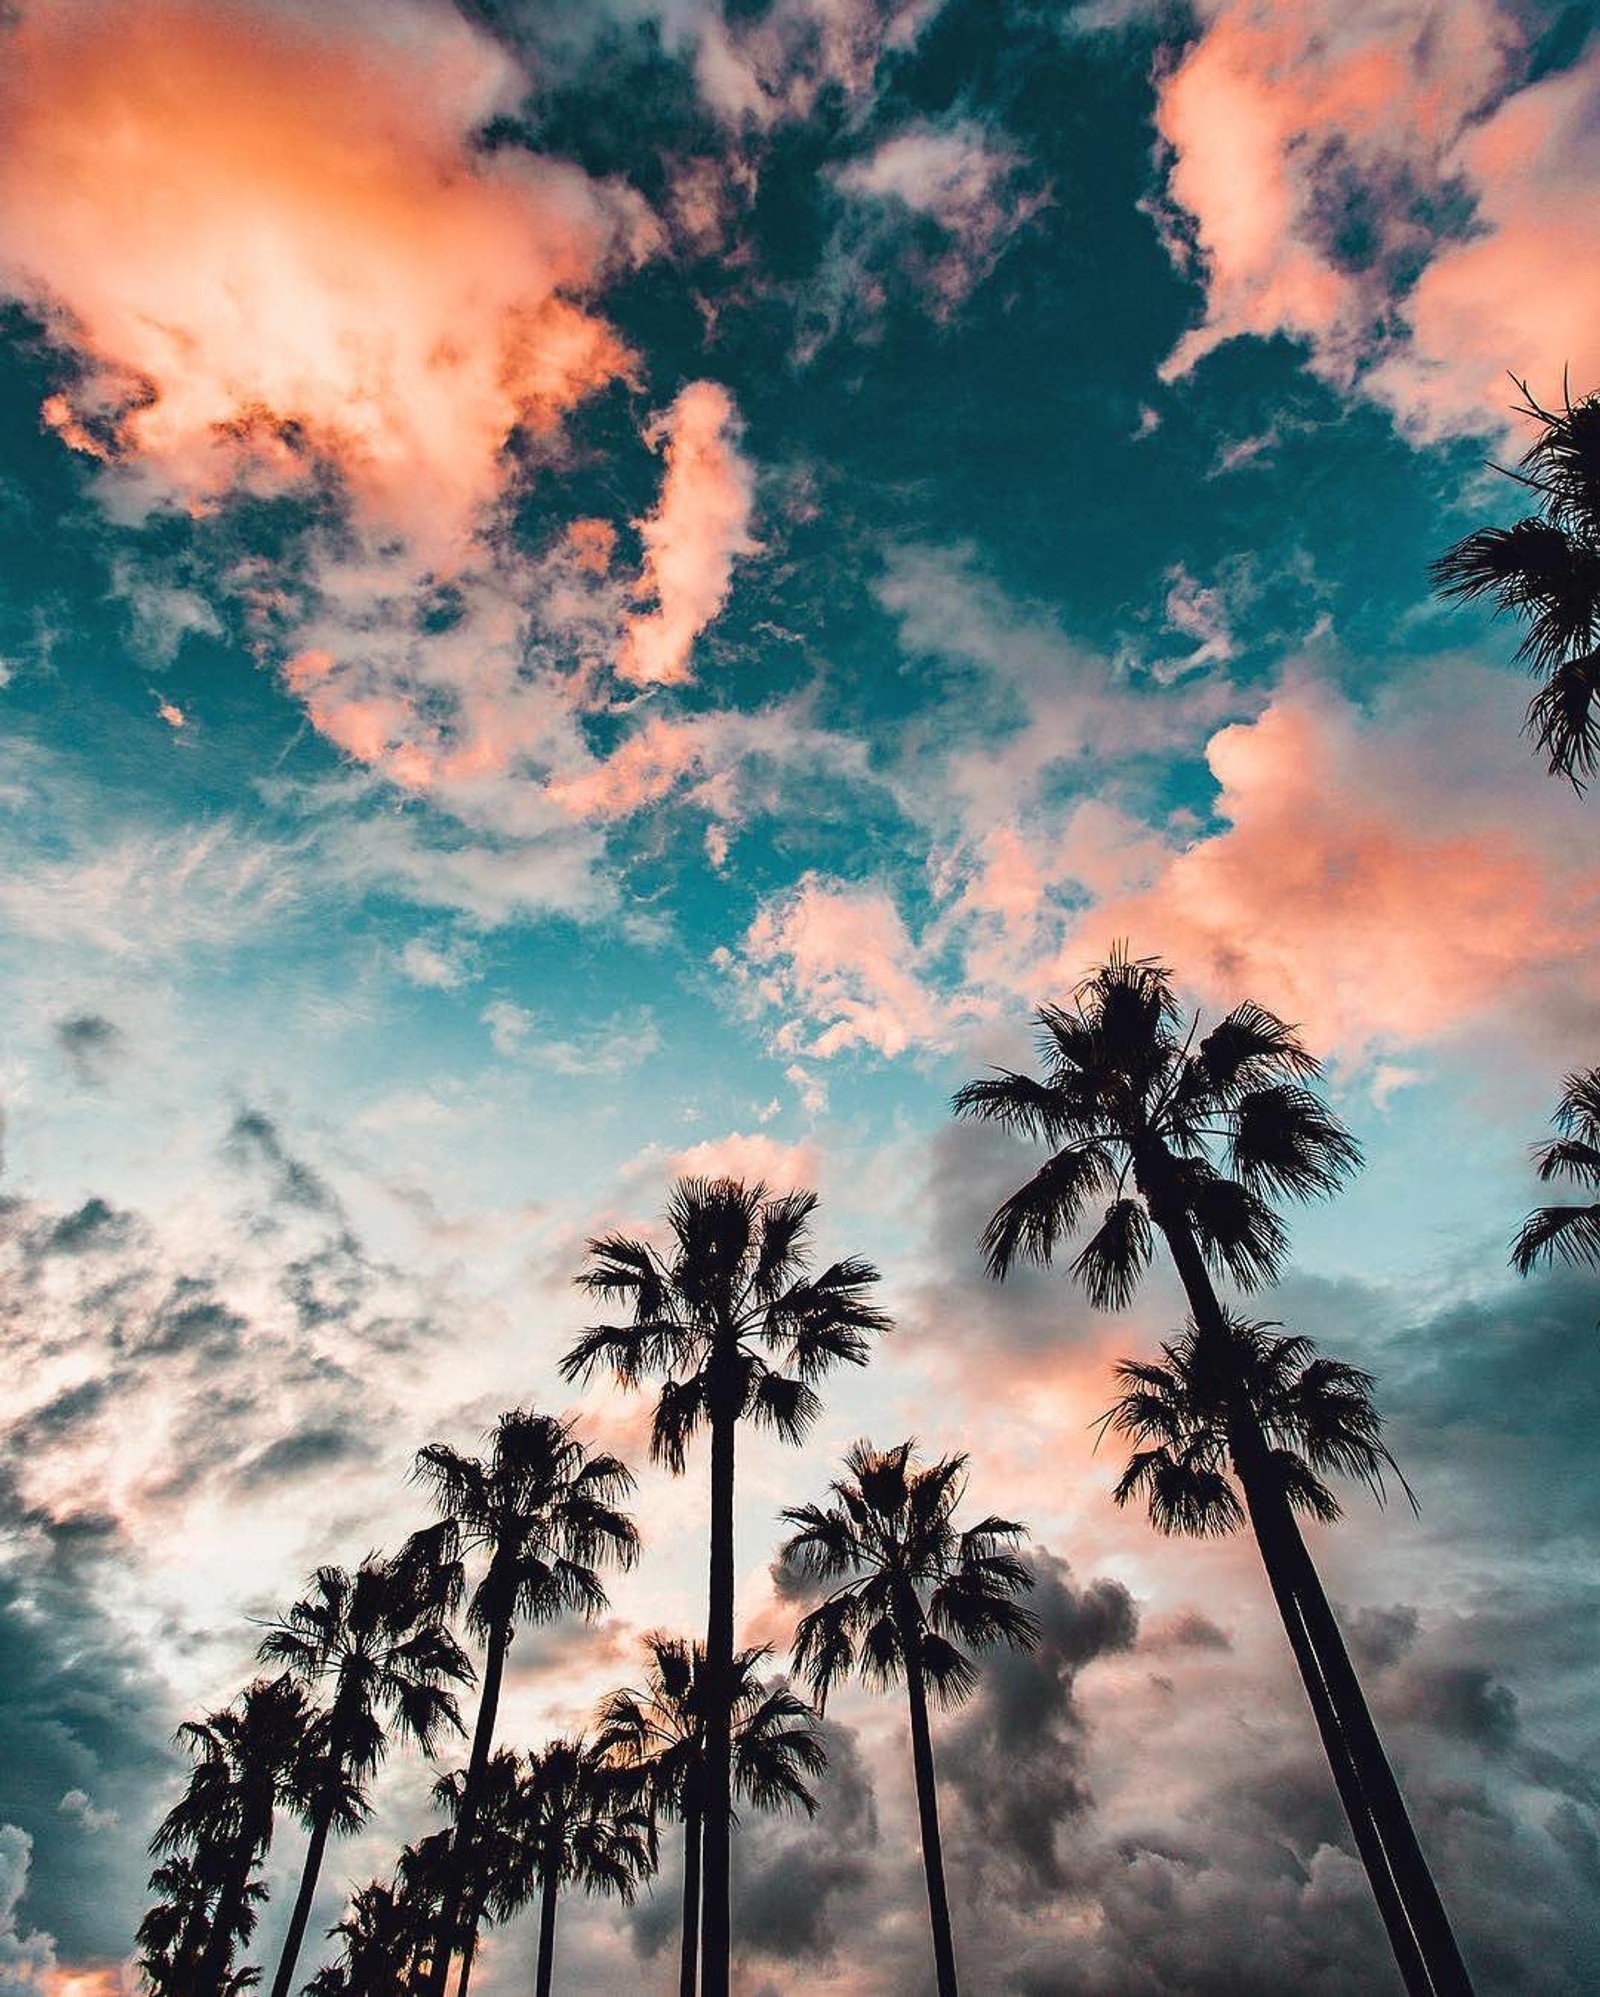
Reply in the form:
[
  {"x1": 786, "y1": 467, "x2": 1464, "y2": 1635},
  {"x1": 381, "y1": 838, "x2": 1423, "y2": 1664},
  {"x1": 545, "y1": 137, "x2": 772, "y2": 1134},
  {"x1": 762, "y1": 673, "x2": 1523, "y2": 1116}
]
[
  {"x1": 151, "y1": 1674, "x2": 314, "y2": 1858},
  {"x1": 782, "y1": 1440, "x2": 1040, "y2": 1713},
  {"x1": 508, "y1": 1736, "x2": 655, "y2": 1908},
  {"x1": 406, "y1": 1410, "x2": 639, "y2": 1640},
  {"x1": 1512, "y1": 1064, "x2": 1600, "y2": 1273},
  {"x1": 952, "y1": 951, "x2": 1360, "y2": 1296},
  {"x1": 561, "y1": 1177, "x2": 890, "y2": 1471},
  {"x1": 1101, "y1": 1313, "x2": 1412, "y2": 1538},
  {"x1": 258, "y1": 1554, "x2": 472, "y2": 1828},
  {"x1": 1430, "y1": 377, "x2": 1600, "y2": 785},
  {"x1": 595, "y1": 1635, "x2": 826, "y2": 1823}
]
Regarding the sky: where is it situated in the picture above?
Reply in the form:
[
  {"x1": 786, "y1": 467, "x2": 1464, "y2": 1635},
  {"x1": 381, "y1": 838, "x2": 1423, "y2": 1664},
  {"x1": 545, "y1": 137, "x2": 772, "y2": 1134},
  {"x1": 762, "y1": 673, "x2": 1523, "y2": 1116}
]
[{"x1": 0, "y1": 0, "x2": 1597, "y2": 1990}]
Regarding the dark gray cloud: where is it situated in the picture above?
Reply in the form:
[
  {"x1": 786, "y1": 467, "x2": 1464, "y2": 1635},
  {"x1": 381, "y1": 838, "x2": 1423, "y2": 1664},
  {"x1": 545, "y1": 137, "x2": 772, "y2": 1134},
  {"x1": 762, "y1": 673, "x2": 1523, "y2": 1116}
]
[
  {"x1": 734, "y1": 1715, "x2": 879, "y2": 1967},
  {"x1": 53, "y1": 1011, "x2": 124, "y2": 1085},
  {"x1": 226, "y1": 1106, "x2": 340, "y2": 1216}
]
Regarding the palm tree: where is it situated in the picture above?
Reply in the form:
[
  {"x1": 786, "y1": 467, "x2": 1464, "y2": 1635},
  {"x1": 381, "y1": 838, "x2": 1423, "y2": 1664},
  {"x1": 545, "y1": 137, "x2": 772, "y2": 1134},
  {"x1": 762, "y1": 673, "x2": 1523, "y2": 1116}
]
[
  {"x1": 149, "y1": 1674, "x2": 313, "y2": 1997},
  {"x1": 259, "y1": 1553, "x2": 472, "y2": 1997},
  {"x1": 409, "y1": 1410, "x2": 639, "y2": 1997},
  {"x1": 562, "y1": 1175, "x2": 886, "y2": 1997},
  {"x1": 431, "y1": 1750, "x2": 527, "y2": 1997},
  {"x1": 1430, "y1": 377, "x2": 1600, "y2": 787},
  {"x1": 137, "y1": 1850, "x2": 239, "y2": 1994},
  {"x1": 780, "y1": 1441, "x2": 1039, "y2": 1997},
  {"x1": 954, "y1": 951, "x2": 1471, "y2": 1997},
  {"x1": 507, "y1": 1736, "x2": 655, "y2": 1997},
  {"x1": 1512, "y1": 1066, "x2": 1600, "y2": 1273},
  {"x1": 305, "y1": 1878, "x2": 420, "y2": 1996},
  {"x1": 596, "y1": 1636, "x2": 827, "y2": 1997}
]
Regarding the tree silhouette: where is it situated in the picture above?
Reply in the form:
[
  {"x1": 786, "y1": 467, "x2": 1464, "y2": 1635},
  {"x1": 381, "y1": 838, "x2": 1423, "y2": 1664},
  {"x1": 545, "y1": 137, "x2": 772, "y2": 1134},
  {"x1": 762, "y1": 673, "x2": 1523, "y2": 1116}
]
[
  {"x1": 1512, "y1": 1066, "x2": 1600, "y2": 1274},
  {"x1": 596, "y1": 1635, "x2": 826, "y2": 1997},
  {"x1": 954, "y1": 951, "x2": 1472, "y2": 1997},
  {"x1": 1431, "y1": 377, "x2": 1600, "y2": 787},
  {"x1": 563, "y1": 1175, "x2": 886, "y2": 1997},
  {"x1": 431, "y1": 1750, "x2": 527, "y2": 1997},
  {"x1": 506, "y1": 1736, "x2": 655, "y2": 1997},
  {"x1": 137, "y1": 1850, "x2": 243, "y2": 1994},
  {"x1": 149, "y1": 1674, "x2": 312, "y2": 1997},
  {"x1": 408, "y1": 1410, "x2": 638, "y2": 1997},
  {"x1": 781, "y1": 1441, "x2": 1039, "y2": 1997},
  {"x1": 258, "y1": 1553, "x2": 470, "y2": 1997}
]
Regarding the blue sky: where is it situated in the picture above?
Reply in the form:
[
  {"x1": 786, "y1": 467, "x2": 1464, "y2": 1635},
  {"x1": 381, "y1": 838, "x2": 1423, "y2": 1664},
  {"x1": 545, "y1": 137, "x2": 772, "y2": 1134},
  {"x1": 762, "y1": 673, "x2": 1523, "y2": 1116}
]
[{"x1": 0, "y1": 0, "x2": 1597, "y2": 1990}]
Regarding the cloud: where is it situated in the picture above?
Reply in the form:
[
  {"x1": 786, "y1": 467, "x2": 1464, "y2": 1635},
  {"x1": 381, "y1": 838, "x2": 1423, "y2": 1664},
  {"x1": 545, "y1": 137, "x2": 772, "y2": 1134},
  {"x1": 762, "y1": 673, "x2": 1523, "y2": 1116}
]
[
  {"x1": 51, "y1": 1015, "x2": 123, "y2": 1088},
  {"x1": 617, "y1": 381, "x2": 759, "y2": 687},
  {"x1": 0, "y1": 0, "x2": 648, "y2": 552},
  {"x1": 0, "y1": 1828, "x2": 56, "y2": 1995},
  {"x1": 1152, "y1": 0, "x2": 1600, "y2": 438},
  {"x1": 1065, "y1": 672, "x2": 1600, "y2": 1058}
]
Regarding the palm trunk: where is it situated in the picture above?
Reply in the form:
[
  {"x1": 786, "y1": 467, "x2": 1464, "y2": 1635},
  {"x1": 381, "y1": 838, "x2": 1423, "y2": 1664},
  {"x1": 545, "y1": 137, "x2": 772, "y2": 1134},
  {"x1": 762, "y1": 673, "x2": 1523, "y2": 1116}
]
[
  {"x1": 1147, "y1": 1190, "x2": 1472, "y2": 1996},
  {"x1": 268, "y1": 1798, "x2": 335, "y2": 1997},
  {"x1": 679, "y1": 1801, "x2": 703, "y2": 1997},
  {"x1": 424, "y1": 1611, "x2": 512, "y2": 1997},
  {"x1": 456, "y1": 1928, "x2": 477, "y2": 1997},
  {"x1": 701, "y1": 1389, "x2": 738, "y2": 1997},
  {"x1": 197, "y1": 1836, "x2": 259, "y2": 1996},
  {"x1": 903, "y1": 1642, "x2": 960, "y2": 1997},
  {"x1": 534, "y1": 1865, "x2": 561, "y2": 1997}
]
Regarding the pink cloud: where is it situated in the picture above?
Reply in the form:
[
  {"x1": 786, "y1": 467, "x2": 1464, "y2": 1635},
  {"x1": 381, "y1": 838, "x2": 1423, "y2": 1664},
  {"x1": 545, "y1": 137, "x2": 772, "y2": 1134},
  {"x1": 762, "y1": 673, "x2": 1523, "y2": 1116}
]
[
  {"x1": 666, "y1": 1131, "x2": 824, "y2": 1189},
  {"x1": 1153, "y1": 0, "x2": 1598, "y2": 437},
  {"x1": 1064, "y1": 683, "x2": 1600, "y2": 1056},
  {"x1": 0, "y1": 0, "x2": 648, "y2": 554},
  {"x1": 728, "y1": 872, "x2": 969, "y2": 1059},
  {"x1": 618, "y1": 381, "x2": 759, "y2": 686}
]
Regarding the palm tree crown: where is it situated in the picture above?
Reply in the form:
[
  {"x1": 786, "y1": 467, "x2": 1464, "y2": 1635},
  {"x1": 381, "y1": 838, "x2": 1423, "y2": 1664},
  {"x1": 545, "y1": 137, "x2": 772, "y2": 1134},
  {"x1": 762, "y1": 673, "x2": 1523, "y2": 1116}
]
[
  {"x1": 782, "y1": 1441, "x2": 1040, "y2": 1710},
  {"x1": 1430, "y1": 378, "x2": 1600, "y2": 786},
  {"x1": 410, "y1": 1410, "x2": 639, "y2": 1635},
  {"x1": 596, "y1": 1636, "x2": 827, "y2": 1824},
  {"x1": 952, "y1": 950, "x2": 1360, "y2": 1301},
  {"x1": 1511, "y1": 1066, "x2": 1600, "y2": 1273},
  {"x1": 1102, "y1": 1314, "x2": 1412, "y2": 1539},
  {"x1": 561, "y1": 1176, "x2": 889, "y2": 1466}
]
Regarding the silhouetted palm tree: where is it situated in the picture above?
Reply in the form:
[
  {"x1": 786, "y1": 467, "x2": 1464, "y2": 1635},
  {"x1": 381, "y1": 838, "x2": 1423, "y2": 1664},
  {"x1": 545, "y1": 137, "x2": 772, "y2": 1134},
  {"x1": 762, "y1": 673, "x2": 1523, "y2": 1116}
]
[
  {"x1": 955, "y1": 951, "x2": 1471, "y2": 1997},
  {"x1": 1512, "y1": 1066, "x2": 1600, "y2": 1273},
  {"x1": 1431, "y1": 378, "x2": 1600, "y2": 786},
  {"x1": 409, "y1": 1410, "x2": 638, "y2": 1997},
  {"x1": 506, "y1": 1736, "x2": 655, "y2": 1997},
  {"x1": 596, "y1": 1636, "x2": 826, "y2": 1997},
  {"x1": 431, "y1": 1751, "x2": 526, "y2": 1997},
  {"x1": 563, "y1": 1175, "x2": 886, "y2": 1997},
  {"x1": 781, "y1": 1441, "x2": 1039, "y2": 1997},
  {"x1": 259, "y1": 1553, "x2": 471, "y2": 1997},
  {"x1": 137, "y1": 1850, "x2": 241, "y2": 1994},
  {"x1": 305, "y1": 1878, "x2": 418, "y2": 1996},
  {"x1": 149, "y1": 1674, "x2": 313, "y2": 1997}
]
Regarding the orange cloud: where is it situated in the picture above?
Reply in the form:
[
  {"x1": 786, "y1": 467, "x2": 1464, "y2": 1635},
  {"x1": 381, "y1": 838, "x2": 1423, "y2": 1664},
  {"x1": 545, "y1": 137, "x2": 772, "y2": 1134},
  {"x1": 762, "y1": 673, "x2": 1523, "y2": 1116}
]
[
  {"x1": 0, "y1": 0, "x2": 647, "y2": 553},
  {"x1": 618, "y1": 381, "x2": 758, "y2": 685},
  {"x1": 1154, "y1": 0, "x2": 1597, "y2": 437},
  {"x1": 1063, "y1": 687, "x2": 1600, "y2": 1055}
]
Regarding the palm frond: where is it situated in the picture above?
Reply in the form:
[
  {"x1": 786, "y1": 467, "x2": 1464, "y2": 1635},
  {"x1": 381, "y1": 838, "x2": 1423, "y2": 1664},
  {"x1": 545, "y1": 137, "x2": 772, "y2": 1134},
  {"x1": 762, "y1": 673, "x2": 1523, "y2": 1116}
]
[
  {"x1": 1527, "y1": 648, "x2": 1600, "y2": 786},
  {"x1": 1070, "y1": 1196, "x2": 1153, "y2": 1309},
  {"x1": 1512, "y1": 1201, "x2": 1600, "y2": 1272},
  {"x1": 977, "y1": 1142, "x2": 1115, "y2": 1279}
]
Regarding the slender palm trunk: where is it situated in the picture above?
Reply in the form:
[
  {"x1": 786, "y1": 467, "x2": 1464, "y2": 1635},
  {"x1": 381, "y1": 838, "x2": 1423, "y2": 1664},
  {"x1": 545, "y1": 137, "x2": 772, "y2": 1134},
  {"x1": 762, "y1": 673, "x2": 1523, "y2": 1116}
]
[
  {"x1": 534, "y1": 1865, "x2": 561, "y2": 1997},
  {"x1": 679, "y1": 1801, "x2": 703, "y2": 1997},
  {"x1": 903, "y1": 1644, "x2": 960, "y2": 1997},
  {"x1": 701, "y1": 1384, "x2": 738, "y2": 1997},
  {"x1": 1147, "y1": 1189, "x2": 1473, "y2": 1997},
  {"x1": 424, "y1": 1613, "x2": 511, "y2": 1997},
  {"x1": 269, "y1": 1797, "x2": 335, "y2": 1997},
  {"x1": 456, "y1": 1926, "x2": 477, "y2": 1997}
]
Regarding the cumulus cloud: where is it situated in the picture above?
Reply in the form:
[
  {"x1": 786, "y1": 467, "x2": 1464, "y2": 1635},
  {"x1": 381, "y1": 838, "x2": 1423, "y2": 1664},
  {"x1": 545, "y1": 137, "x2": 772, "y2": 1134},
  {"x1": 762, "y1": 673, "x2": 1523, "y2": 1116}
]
[
  {"x1": 1153, "y1": 0, "x2": 1600, "y2": 439},
  {"x1": 618, "y1": 382, "x2": 759, "y2": 687},
  {"x1": 0, "y1": 1828, "x2": 56, "y2": 1994},
  {"x1": 0, "y1": 0, "x2": 647, "y2": 550}
]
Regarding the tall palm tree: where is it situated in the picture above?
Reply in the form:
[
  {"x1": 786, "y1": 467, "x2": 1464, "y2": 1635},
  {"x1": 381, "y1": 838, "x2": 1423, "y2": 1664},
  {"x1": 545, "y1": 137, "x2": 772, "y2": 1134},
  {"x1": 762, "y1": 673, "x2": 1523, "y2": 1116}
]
[
  {"x1": 780, "y1": 1441, "x2": 1039, "y2": 1997},
  {"x1": 137, "y1": 1850, "x2": 240, "y2": 1994},
  {"x1": 596, "y1": 1636, "x2": 827, "y2": 1997},
  {"x1": 1430, "y1": 377, "x2": 1600, "y2": 787},
  {"x1": 1512, "y1": 1066, "x2": 1600, "y2": 1273},
  {"x1": 954, "y1": 951, "x2": 1471, "y2": 1997},
  {"x1": 506, "y1": 1736, "x2": 655, "y2": 1997},
  {"x1": 259, "y1": 1553, "x2": 472, "y2": 1997},
  {"x1": 149, "y1": 1674, "x2": 313, "y2": 1997},
  {"x1": 409, "y1": 1409, "x2": 639, "y2": 1997},
  {"x1": 562, "y1": 1175, "x2": 886, "y2": 1997},
  {"x1": 305, "y1": 1878, "x2": 421, "y2": 1997}
]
